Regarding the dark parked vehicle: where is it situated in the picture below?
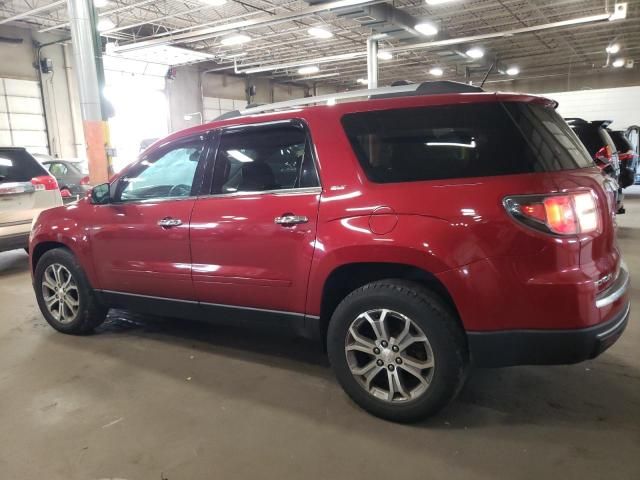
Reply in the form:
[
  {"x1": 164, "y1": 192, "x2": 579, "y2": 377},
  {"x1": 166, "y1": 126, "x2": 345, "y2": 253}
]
[
  {"x1": 30, "y1": 82, "x2": 629, "y2": 422},
  {"x1": 608, "y1": 130, "x2": 637, "y2": 188},
  {"x1": 566, "y1": 118, "x2": 624, "y2": 213},
  {"x1": 40, "y1": 159, "x2": 90, "y2": 200}
]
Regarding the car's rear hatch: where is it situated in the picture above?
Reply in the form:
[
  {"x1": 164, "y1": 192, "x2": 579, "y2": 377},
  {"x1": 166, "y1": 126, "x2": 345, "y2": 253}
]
[{"x1": 0, "y1": 148, "x2": 61, "y2": 236}]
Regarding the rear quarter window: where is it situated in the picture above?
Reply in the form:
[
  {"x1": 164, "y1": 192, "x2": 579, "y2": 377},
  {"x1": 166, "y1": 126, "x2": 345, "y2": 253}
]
[
  {"x1": 341, "y1": 102, "x2": 593, "y2": 184},
  {"x1": 0, "y1": 149, "x2": 47, "y2": 182}
]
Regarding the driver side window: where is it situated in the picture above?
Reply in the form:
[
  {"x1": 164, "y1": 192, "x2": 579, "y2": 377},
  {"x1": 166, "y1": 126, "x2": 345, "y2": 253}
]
[{"x1": 114, "y1": 136, "x2": 205, "y2": 202}]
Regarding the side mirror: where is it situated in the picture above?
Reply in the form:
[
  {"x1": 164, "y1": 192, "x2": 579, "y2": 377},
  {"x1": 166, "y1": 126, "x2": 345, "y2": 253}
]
[{"x1": 91, "y1": 183, "x2": 111, "y2": 205}]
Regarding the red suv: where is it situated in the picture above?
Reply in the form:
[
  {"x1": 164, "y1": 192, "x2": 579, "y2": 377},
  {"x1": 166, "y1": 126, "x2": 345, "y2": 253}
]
[{"x1": 30, "y1": 82, "x2": 630, "y2": 422}]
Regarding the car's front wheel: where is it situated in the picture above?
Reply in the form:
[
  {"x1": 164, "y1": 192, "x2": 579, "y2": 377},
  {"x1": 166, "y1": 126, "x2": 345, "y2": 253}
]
[
  {"x1": 327, "y1": 280, "x2": 468, "y2": 422},
  {"x1": 34, "y1": 248, "x2": 107, "y2": 334}
]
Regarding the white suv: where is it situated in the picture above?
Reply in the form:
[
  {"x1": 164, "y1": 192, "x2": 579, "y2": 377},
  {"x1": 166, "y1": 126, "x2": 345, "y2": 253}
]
[{"x1": 0, "y1": 147, "x2": 62, "y2": 253}]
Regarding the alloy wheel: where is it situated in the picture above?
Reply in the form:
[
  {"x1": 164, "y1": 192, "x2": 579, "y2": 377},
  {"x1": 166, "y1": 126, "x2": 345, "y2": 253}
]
[
  {"x1": 42, "y1": 263, "x2": 80, "y2": 324},
  {"x1": 345, "y1": 308, "x2": 435, "y2": 403}
]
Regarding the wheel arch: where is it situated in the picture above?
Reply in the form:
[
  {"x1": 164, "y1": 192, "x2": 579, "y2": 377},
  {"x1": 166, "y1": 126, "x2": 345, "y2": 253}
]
[{"x1": 313, "y1": 262, "x2": 462, "y2": 346}]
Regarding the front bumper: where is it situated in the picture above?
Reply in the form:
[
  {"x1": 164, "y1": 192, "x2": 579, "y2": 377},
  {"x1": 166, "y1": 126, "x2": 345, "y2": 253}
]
[{"x1": 467, "y1": 260, "x2": 629, "y2": 368}]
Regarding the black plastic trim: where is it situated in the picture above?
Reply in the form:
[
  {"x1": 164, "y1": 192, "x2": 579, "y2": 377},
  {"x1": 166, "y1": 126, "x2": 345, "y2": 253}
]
[
  {"x1": 467, "y1": 302, "x2": 630, "y2": 367},
  {"x1": 95, "y1": 289, "x2": 319, "y2": 339}
]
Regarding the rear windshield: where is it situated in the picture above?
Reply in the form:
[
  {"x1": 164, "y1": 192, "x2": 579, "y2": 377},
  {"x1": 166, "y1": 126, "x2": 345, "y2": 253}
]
[
  {"x1": 341, "y1": 102, "x2": 594, "y2": 183},
  {"x1": 0, "y1": 148, "x2": 47, "y2": 183},
  {"x1": 609, "y1": 130, "x2": 632, "y2": 153}
]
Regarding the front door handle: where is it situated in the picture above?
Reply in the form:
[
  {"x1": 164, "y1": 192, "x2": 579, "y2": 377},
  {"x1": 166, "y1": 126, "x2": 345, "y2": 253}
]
[
  {"x1": 158, "y1": 217, "x2": 183, "y2": 228},
  {"x1": 274, "y1": 214, "x2": 309, "y2": 226}
]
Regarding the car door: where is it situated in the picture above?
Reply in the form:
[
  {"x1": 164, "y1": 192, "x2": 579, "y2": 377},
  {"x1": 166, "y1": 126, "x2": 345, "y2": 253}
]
[
  {"x1": 90, "y1": 133, "x2": 210, "y2": 301},
  {"x1": 190, "y1": 120, "x2": 321, "y2": 318}
]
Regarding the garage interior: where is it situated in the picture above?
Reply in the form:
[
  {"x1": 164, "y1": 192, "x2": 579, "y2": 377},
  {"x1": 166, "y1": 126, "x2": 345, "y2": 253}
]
[{"x1": 1, "y1": 0, "x2": 639, "y2": 478}]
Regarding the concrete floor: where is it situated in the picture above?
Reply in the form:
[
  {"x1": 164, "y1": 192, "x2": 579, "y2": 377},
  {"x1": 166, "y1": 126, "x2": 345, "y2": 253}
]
[{"x1": 1, "y1": 197, "x2": 640, "y2": 480}]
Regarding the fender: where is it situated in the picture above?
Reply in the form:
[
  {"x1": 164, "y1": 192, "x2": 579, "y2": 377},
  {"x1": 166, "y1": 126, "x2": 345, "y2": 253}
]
[{"x1": 29, "y1": 199, "x2": 99, "y2": 287}]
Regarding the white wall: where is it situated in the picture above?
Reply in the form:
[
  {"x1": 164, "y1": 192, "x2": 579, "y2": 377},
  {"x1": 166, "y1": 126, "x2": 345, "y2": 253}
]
[
  {"x1": 546, "y1": 86, "x2": 640, "y2": 130},
  {"x1": 0, "y1": 25, "x2": 82, "y2": 158}
]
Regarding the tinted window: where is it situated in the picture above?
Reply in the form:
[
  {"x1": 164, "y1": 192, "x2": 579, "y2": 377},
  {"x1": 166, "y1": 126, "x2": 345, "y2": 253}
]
[
  {"x1": 341, "y1": 103, "x2": 593, "y2": 184},
  {"x1": 0, "y1": 148, "x2": 48, "y2": 182},
  {"x1": 114, "y1": 136, "x2": 205, "y2": 202},
  {"x1": 212, "y1": 124, "x2": 318, "y2": 194},
  {"x1": 570, "y1": 125, "x2": 606, "y2": 156}
]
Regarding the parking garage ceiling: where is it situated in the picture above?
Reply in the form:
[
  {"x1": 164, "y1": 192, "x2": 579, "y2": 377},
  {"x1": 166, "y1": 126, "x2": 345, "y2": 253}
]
[{"x1": 1, "y1": 0, "x2": 639, "y2": 87}]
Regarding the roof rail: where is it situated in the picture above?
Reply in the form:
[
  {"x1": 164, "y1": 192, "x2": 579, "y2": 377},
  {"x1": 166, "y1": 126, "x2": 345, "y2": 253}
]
[{"x1": 237, "y1": 81, "x2": 484, "y2": 118}]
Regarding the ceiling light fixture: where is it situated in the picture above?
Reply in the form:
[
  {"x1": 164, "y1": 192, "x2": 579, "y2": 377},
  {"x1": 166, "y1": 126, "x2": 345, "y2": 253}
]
[
  {"x1": 414, "y1": 22, "x2": 438, "y2": 36},
  {"x1": 426, "y1": 0, "x2": 459, "y2": 4},
  {"x1": 506, "y1": 66, "x2": 520, "y2": 76},
  {"x1": 97, "y1": 18, "x2": 115, "y2": 32},
  {"x1": 93, "y1": 0, "x2": 111, "y2": 8},
  {"x1": 199, "y1": 0, "x2": 227, "y2": 5},
  {"x1": 612, "y1": 58, "x2": 625, "y2": 68},
  {"x1": 465, "y1": 47, "x2": 484, "y2": 59},
  {"x1": 606, "y1": 43, "x2": 620, "y2": 54},
  {"x1": 220, "y1": 33, "x2": 251, "y2": 46},
  {"x1": 429, "y1": 67, "x2": 443, "y2": 76},
  {"x1": 308, "y1": 27, "x2": 333, "y2": 39},
  {"x1": 377, "y1": 51, "x2": 393, "y2": 60},
  {"x1": 298, "y1": 65, "x2": 320, "y2": 75}
]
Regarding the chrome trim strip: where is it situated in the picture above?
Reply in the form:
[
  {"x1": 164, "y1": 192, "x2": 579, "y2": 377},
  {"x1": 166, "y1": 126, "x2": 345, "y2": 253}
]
[
  {"x1": 595, "y1": 266, "x2": 630, "y2": 308},
  {"x1": 97, "y1": 289, "x2": 307, "y2": 317},
  {"x1": 596, "y1": 303, "x2": 630, "y2": 339},
  {"x1": 197, "y1": 186, "x2": 322, "y2": 199}
]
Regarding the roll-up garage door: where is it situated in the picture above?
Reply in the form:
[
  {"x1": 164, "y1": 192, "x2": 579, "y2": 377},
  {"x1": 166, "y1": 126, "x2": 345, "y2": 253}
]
[{"x1": 0, "y1": 78, "x2": 48, "y2": 154}]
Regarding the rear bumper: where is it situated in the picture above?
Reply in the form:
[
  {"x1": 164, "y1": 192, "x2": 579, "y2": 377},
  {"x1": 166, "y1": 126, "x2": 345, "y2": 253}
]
[
  {"x1": 0, "y1": 231, "x2": 30, "y2": 252},
  {"x1": 468, "y1": 301, "x2": 630, "y2": 367}
]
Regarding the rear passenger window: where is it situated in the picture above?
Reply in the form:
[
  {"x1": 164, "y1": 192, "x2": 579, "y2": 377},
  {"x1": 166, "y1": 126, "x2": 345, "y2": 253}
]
[
  {"x1": 0, "y1": 148, "x2": 48, "y2": 183},
  {"x1": 212, "y1": 124, "x2": 319, "y2": 194},
  {"x1": 341, "y1": 103, "x2": 593, "y2": 184}
]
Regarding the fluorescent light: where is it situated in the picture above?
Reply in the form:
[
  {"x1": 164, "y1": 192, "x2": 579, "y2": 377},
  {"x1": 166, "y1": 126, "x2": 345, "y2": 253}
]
[
  {"x1": 357, "y1": 78, "x2": 368, "y2": 85},
  {"x1": 414, "y1": 22, "x2": 438, "y2": 36},
  {"x1": 506, "y1": 66, "x2": 520, "y2": 76},
  {"x1": 426, "y1": 0, "x2": 458, "y2": 4},
  {"x1": 199, "y1": 0, "x2": 227, "y2": 5},
  {"x1": 97, "y1": 18, "x2": 115, "y2": 32},
  {"x1": 612, "y1": 58, "x2": 625, "y2": 68},
  {"x1": 377, "y1": 51, "x2": 393, "y2": 60},
  {"x1": 429, "y1": 67, "x2": 443, "y2": 76},
  {"x1": 227, "y1": 150, "x2": 254, "y2": 163},
  {"x1": 465, "y1": 47, "x2": 484, "y2": 59},
  {"x1": 298, "y1": 65, "x2": 319, "y2": 75},
  {"x1": 606, "y1": 43, "x2": 620, "y2": 54},
  {"x1": 220, "y1": 34, "x2": 251, "y2": 46},
  {"x1": 308, "y1": 27, "x2": 333, "y2": 39},
  {"x1": 93, "y1": 0, "x2": 111, "y2": 7},
  {"x1": 427, "y1": 140, "x2": 477, "y2": 148}
]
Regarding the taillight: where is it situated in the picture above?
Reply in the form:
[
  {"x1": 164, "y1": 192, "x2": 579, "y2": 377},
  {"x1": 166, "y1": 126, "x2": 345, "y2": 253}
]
[
  {"x1": 31, "y1": 175, "x2": 58, "y2": 191},
  {"x1": 60, "y1": 188, "x2": 72, "y2": 198},
  {"x1": 504, "y1": 191, "x2": 599, "y2": 235},
  {"x1": 594, "y1": 145, "x2": 612, "y2": 169},
  {"x1": 618, "y1": 151, "x2": 633, "y2": 162},
  {"x1": 80, "y1": 175, "x2": 90, "y2": 186}
]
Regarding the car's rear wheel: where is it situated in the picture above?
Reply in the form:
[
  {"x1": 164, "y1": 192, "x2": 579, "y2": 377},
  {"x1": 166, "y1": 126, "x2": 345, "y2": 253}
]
[
  {"x1": 327, "y1": 279, "x2": 468, "y2": 422},
  {"x1": 34, "y1": 248, "x2": 107, "y2": 334}
]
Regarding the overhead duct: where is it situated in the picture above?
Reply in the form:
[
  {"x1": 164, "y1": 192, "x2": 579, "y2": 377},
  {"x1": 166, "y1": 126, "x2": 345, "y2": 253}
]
[{"x1": 330, "y1": 3, "x2": 423, "y2": 40}]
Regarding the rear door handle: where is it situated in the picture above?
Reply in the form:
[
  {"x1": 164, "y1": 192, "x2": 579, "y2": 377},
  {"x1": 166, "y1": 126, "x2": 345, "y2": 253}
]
[
  {"x1": 158, "y1": 217, "x2": 183, "y2": 228},
  {"x1": 274, "y1": 215, "x2": 309, "y2": 226}
]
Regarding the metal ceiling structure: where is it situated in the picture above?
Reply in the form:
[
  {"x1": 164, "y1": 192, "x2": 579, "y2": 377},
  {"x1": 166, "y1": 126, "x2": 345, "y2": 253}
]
[{"x1": 1, "y1": 0, "x2": 639, "y2": 87}]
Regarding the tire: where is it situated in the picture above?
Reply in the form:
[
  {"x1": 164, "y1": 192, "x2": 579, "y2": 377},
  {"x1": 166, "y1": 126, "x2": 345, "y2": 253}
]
[
  {"x1": 327, "y1": 279, "x2": 468, "y2": 423},
  {"x1": 34, "y1": 248, "x2": 107, "y2": 335}
]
